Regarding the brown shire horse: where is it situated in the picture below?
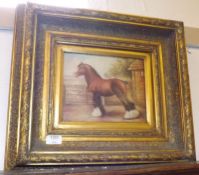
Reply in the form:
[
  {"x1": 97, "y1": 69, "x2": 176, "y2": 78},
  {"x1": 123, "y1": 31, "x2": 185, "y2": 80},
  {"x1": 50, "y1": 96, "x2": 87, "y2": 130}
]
[{"x1": 75, "y1": 63, "x2": 139, "y2": 119}]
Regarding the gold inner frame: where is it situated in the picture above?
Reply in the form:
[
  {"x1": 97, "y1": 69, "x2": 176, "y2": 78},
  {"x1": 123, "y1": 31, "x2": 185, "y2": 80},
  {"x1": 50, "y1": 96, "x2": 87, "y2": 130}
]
[{"x1": 55, "y1": 45, "x2": 153, "y2": 130}]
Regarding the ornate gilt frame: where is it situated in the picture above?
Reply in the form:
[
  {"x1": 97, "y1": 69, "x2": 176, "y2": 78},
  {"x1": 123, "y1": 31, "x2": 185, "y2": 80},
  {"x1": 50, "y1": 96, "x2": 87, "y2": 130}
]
[{"x1": 5, "y1": 3, "x2": 195, "y2": 170}]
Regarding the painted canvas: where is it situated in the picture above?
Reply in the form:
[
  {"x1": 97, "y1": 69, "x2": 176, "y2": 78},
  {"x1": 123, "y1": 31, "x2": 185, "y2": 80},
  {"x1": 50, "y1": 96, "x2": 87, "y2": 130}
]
[{"x1": 62, "y1": 52, "x2": 146, "y2": 122}]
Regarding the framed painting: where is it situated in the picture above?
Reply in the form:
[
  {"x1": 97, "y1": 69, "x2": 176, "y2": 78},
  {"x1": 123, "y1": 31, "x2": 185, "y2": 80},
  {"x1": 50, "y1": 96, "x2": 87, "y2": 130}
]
[{"x1": 5, "y1": 3, "x2": 195, "y2": 170}]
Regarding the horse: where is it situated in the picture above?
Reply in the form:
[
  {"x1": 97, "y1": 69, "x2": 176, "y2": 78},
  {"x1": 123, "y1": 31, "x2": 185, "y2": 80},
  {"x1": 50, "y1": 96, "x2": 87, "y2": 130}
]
[{"x1": 75, "y1": 63, "x2": 140, "y2": 119}]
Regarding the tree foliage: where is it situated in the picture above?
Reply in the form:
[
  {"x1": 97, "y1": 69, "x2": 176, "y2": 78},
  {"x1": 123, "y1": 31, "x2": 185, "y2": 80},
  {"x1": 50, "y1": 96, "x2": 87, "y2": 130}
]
[{"x1": 105, "y1": 59, "x2": 136, "y2": 80}]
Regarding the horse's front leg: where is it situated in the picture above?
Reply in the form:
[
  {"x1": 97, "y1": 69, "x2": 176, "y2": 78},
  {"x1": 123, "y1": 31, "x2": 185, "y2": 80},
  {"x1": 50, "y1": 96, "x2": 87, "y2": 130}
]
[{"x1": 91, "y1": 92, "x2": 105, "y2": 117}]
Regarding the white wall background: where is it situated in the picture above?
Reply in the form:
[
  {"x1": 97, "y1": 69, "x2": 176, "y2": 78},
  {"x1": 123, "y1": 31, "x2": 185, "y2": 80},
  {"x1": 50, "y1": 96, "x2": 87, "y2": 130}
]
[
  {"x1": 0, "y1": 30, "x2": 13, "y2": 170},
  {"x1": 187, "y1": 48, "x2": 199, "y2": 161},
  {"x1": 1, "y1": 0, "x2": 199, "y2": 29},
  {"x1": 1, "y1": 0, "x2": 199, "y2": 171}
]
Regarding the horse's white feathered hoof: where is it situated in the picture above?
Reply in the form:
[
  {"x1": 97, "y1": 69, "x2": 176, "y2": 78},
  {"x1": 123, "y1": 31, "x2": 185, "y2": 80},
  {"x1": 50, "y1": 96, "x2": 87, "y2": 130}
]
[
  {"x1": 91, "y1": 107, "x2": 102, "y2": 117},
  {"x1": 124, "y1": 109, "x2": 140, "y2": 119}
]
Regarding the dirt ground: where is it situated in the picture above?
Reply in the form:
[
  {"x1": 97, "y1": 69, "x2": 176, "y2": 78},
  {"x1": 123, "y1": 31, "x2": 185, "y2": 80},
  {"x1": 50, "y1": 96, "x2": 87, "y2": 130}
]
[{"x1": 62, "y1": 104, "x2": 146, "y2": 122}]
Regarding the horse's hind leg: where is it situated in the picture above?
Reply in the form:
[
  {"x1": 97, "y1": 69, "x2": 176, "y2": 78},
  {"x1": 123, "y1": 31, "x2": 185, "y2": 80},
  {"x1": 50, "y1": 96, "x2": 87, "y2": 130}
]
[
  {"x1": 112, "y1": 86, "x2": 134, "y2": 110},
  {"x1": 91, "y1": 92, "x2": 105, "y2": 117},
  {"x1": 113, "y1": 86, "x2": 139, "y2": 119}
]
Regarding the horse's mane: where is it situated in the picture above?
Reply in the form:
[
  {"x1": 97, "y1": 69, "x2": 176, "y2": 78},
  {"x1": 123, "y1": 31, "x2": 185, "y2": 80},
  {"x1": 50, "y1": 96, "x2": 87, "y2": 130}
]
[{"x1": 78, "y1": 63, "x2": 101, "y2": 78}]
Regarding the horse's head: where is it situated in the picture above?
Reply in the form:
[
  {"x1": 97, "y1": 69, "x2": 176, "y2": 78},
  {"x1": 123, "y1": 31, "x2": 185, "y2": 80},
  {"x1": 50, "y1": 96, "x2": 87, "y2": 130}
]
[
  {"x1": 75, "y1": 63, "x2": 89, "y2": 77},
  {"x1": 75, "y1": 63, "x2": 101, "y2": 80}
]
